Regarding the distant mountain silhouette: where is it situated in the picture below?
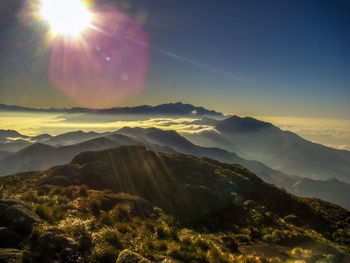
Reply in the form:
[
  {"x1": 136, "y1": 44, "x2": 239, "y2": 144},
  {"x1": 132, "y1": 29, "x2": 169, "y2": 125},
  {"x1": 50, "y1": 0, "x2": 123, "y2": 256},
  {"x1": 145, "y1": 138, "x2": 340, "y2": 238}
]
[
  {"x1": 0, "y1": 102, "x2": 224, "y2": 117},
  {"x1": 0, "y1": 129, "x2": 28, "y2": 139},
  {"x1": 188, "y1": 115, "x2": 350, "y2": 183},
  {"x1": 43, "y1": 130, "x2": 105, "y2": 146},
  {"x1": 216, "y1": 116, "x2": 275, "y2": 133},
  {"x1": 291, "y1": 177, "x2": 350, "y2": 209}
]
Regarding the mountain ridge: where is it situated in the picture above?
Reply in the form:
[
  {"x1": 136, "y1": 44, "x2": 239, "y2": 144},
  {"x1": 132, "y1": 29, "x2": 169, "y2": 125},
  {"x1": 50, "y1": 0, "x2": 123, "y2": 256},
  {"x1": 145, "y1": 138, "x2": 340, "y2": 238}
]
[
  {"x1": 0, "y1": 102, "x2": 225, "y2": 117},
  {"x1": 0, "y1": 145, "x2": 348, "y2": 262}
]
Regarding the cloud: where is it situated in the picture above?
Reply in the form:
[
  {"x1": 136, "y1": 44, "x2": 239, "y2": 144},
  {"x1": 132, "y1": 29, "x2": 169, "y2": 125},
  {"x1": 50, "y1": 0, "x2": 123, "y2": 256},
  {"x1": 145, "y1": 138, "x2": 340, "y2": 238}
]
[
  {"x1": 258, "y1": 115, "x2": 350, "y2": 151},
  {"x1": 0, "y1": 112, "x2": 217, "y2": 135}
]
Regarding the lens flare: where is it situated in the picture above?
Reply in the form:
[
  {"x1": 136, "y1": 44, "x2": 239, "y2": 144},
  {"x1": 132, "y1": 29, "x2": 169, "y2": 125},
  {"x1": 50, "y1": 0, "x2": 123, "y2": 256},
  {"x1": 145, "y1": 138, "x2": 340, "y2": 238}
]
[
  {"x1": 39, "y1": 0, "x2": 92, "y2": 37},
  {"x1": 49, "y1": 7, "x2": 149, "y2": 108}
]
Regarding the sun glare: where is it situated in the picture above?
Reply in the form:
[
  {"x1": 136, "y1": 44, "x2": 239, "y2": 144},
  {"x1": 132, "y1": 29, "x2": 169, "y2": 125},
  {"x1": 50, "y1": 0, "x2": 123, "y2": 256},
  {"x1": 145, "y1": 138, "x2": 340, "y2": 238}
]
[{"x1": 39, "y1": 0, "x2": 92, "y2": 37}]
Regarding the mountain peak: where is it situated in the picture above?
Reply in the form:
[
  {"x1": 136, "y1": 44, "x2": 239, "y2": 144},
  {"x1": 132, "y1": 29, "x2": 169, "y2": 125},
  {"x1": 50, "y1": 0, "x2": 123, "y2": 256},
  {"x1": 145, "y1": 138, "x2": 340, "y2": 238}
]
[
  {"x1": 0, "y1": 129, "x2": 27, "y2": 138},
  {"x1": 216, "y1": 115, "x2": 275, "y2": 133}
]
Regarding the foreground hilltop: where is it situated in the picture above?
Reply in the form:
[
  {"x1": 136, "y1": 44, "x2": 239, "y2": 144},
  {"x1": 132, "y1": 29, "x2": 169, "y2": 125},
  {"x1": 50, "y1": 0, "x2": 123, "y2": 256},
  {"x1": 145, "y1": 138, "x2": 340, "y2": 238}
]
[{"x1": 0, "y1": 146, "x2": 349, "y2": 262}]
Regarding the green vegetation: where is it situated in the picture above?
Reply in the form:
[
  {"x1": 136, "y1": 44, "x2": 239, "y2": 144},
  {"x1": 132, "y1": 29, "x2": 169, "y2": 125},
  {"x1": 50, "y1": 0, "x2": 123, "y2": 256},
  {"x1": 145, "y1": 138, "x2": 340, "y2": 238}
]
[{"x1": 0, "y1": 146, "x2": 349, "y2": 262}]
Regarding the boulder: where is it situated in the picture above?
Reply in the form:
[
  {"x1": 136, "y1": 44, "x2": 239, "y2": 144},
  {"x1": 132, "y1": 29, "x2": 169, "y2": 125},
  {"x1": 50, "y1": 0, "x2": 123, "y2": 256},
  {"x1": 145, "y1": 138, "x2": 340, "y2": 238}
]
[
  {"x1": 5, "y1": 205, "x2": 40, "y2": 234},
  {"x1": 0, "y1": 248, "x2": 23, "y2": 263},
  {"x1": 0, "y1": 203, "x2": 8, "y2": 224},
  {"x1": 115, "y1": 249, "x2": 152, "y2": 263},
  {"x1": 35, "y1": 229, "x2": 79, "y2": 262},
  {"x1": 99, "y1": 193, "x2": 155, "y2": 217},
  {"x1": 38, "y1": 175, "x2": 73, "y2": 187},
  {"x1": 0, "y1": 200, "x2": 32, "y2": 210},
  {"x1": 0, "y1": 227, "x2": 21, "y2": 248}
]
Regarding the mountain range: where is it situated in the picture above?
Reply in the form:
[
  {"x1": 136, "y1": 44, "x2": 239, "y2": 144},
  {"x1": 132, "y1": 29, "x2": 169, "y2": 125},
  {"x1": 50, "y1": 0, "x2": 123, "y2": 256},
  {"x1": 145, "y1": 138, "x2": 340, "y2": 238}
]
[
  {"x1": 1, "y1": 102, "x2": 350, "y2": 261},
  {"x1": 0, "y1": 102, "x2": 225, "y2": 117},
  {"x1": 1, "y1": 126, "x2": 350, "y2": 209},
  {"x1": 0, "y1": 145, "x2": 349, "y2": 262},
  {"x1": 1, "y1": 102, "x2": 350, "y2": 209}
]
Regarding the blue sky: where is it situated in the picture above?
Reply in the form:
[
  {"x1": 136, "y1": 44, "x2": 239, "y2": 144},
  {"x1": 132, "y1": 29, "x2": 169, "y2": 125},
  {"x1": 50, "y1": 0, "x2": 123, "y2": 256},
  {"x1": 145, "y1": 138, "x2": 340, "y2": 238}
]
[{"x1": 0, "y1": 0, "x2": 349, "y2": 118}]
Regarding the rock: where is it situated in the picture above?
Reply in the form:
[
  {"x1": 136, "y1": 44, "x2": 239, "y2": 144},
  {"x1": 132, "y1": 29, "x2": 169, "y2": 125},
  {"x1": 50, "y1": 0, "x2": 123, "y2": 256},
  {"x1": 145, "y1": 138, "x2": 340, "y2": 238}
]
[
  {"x1": 35, "y1": 229, "x2": 79, "y2": 262},
  {"x1": 0, "y1": 204, "x2": 8, "y2": 224},
  {"x1": 0, "y1": 228, "x2": 21, "y2": 248},
  {"x1": 115, "y1": 249, "x2": 152, "y2": 263},
  {"x1": 0, "y1": 200, "x2": 33, "y2": 225},
  {"x1": 5, "y1": 205, "x2": 40, "y2": 234},
  {"x1": 38, "y1": 175, "x2": 73, "y2": 187},
  {"x1": 0, "y1": 248, "x2": 23, "y2": 263},
  {"x1": 0, "y1": 200, "x2": 32, "y2": 210},
  {"x1": 99, "y1": 193, "x2": 155, "y2": 217}
]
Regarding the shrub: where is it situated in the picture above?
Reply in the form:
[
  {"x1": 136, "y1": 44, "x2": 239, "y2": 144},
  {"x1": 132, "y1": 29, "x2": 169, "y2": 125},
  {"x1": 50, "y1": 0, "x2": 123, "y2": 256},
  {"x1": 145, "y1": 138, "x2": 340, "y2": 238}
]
[
  {"x1": 92, "y1": 244, "x2": 117, "y2": 263},
  {"x1": 99, "y1": 212, "x2": 113, "y2": 226},
  {"x1": 62, "y1": 187, "x2": 75, "y2": 199},
  {"x1": 34, "y1": 204, "x2": 52, "y2": 221},
  {"x1": 89, "y1": 199, "x2": 101, "y2": 217},
  {"x1": 58, "y1": 217, "x2": 94, "y2": 253},
  {"x1": 77, "y1": 185, "x2": 88, "y2": 197},
  {"x1": 94, "y1": 228, "x2": 122, "y2": 248},
  {"x1": 195, "y1": 238, "x2": 210, "y2": 251},
  {"x1": 110, "y1": 204, "x2": 131, "y2": 222}
]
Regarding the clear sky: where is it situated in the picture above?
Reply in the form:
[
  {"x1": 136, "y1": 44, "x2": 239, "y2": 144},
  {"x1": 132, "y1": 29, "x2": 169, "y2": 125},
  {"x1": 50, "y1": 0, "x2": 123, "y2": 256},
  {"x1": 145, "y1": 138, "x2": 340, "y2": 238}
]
[{"x1": 0, "y1": 0, "x2": 349, "y2": 118}]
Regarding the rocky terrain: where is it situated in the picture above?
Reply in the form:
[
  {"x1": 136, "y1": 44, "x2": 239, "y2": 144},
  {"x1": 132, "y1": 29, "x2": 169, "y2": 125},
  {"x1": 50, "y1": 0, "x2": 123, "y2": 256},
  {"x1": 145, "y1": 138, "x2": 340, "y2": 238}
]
[{"x1": 0, "y1": 146, "x2": 349, "y2": 262}]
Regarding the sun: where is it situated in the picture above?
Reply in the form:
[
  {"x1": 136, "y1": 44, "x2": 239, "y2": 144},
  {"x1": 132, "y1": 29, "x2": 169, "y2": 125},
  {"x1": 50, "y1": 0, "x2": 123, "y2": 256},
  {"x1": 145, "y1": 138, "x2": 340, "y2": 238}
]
[{"x1": 39, "y1": 0, "x2": 92, "y2": 38}]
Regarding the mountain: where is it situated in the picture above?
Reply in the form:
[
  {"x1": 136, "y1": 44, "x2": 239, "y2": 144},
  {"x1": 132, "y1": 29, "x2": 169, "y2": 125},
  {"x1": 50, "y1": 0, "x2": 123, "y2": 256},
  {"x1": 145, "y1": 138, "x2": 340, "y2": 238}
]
[
  {"x1": 43, "y1": 130, "x2": 105, "y2": 146},
  {"x1": 291, "y1": 177, "x2": 350, "y2": 209},
  {"x1": 117, "y1": 128, "x2": 350, "y2": 209},
  {"x1": 0, "y1": 135, "x2": 142, "y2": 176},
  {"x1": 188, "y1": 115, "x2": 350, "y2": 183},
  {"x1": 0, "y1": 139, "x2": 31, "y2": 152},
  {"x1": 0, "y1": 102, "x2": 225, "y2": 117},
  {"x1": 0, "y1": 146, "x2": 348, "y2": 262},
  {"x1": 0, "y1": 130, "x2": 28, "y2": 139},
  {"x1": 2, "y1": 128, "x2": 350, "y2": 209}
]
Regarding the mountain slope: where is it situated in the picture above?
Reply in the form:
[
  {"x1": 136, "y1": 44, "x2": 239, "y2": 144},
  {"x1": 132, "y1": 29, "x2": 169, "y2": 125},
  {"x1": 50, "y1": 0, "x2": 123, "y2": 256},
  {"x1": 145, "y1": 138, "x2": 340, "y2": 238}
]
[
  {"x1": 2, "y1": 128, "x2": 350, "y2": 209},
  {"x1": 0, "y1": 146, "x2": 349, "y2": 262},
  {"x1": 191, "y1": 116, "x2": 350, "y2": 183},
  {"x1": 0, "y1": 135, "x2": 142, "y2": 176}
]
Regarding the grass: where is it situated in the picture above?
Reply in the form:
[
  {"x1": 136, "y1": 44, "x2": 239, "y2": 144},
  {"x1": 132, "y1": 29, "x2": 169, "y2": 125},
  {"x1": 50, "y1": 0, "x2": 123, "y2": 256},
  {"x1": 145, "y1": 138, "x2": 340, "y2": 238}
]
[{"x1": 0, "y1": 157, "x2": 349, "y2": 262}]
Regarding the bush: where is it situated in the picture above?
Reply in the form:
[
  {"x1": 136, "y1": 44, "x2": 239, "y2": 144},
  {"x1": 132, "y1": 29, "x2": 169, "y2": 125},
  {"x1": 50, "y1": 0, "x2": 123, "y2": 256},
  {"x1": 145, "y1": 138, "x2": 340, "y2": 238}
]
[
  {"x1": 195, "y1": 238, "x2": 210, "y2": 251},
  {"x1": 99, "y1": 212, "x2": 113, "y2": 226},
  {"x1": 77, "y1": 185, "x2": 88, "y2": 197},
  {"x1": 110, "y1": 204, "x2": 131, "y2": 222},
  {"x1": 34, "y1": 204, "x2": 52, "y2": 221},
  {"x1": 89, "y1": 199, "x2": 101, "y2": 217}
]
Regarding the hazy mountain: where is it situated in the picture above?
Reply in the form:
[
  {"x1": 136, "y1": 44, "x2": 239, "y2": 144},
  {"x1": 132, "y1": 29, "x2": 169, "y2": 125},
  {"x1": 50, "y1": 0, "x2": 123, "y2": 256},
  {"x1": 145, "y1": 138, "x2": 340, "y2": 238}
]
[
  {"x1": 1, "y1": 146, "x2": 348, "y2": 261},
  {"x1": 188, "y1": 115, "x2": 350, "y2": 183},
  {"x1": 117, "y1": 128, "x2": 350, "y2": 209},
  {"x1": 0, "y1": 150, "x2": 10, "y2": 160},
  {"x1": 0, "y1": 139, "x2": 31, "y2": 152},
  {"x1": 30, "y1": 134, "x2": 53, "y2": 143},
  {"x1": 0, "y1": 135, "x2": 140, "y2": 176},
  {"x1": 43, "y1": 130, "x2": 106, "y2": 146},
  {"x1": 0, "y1": 129, "x2": 28, "y2": 139},
  {"x1": 291, "y1": 178, "x2": 350, "y2": 209},
  {"x1": 0, "y1": 102, "x2": 224, "y2": 117},
  {"x1": 2, "y1": 127, "x2": 350, "y2": 209}
]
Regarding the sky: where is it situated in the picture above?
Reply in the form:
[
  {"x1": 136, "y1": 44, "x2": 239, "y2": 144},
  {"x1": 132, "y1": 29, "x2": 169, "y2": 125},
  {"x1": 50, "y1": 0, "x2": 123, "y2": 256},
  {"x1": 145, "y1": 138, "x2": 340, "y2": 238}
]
[{"x1": 0, "y1": 0, "x2": 349, "y2": 119}]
